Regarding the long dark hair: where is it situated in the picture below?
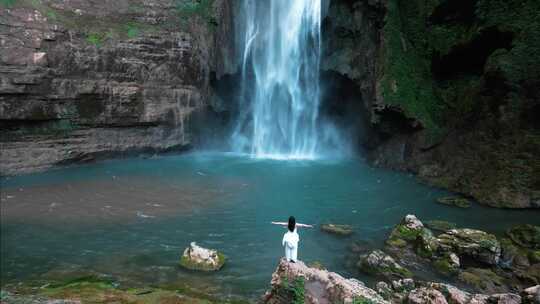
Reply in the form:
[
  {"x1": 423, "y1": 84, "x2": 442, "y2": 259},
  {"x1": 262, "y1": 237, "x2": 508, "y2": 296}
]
[{"x1": 288, "y1": 216, "x2": 296, "y2": 232}]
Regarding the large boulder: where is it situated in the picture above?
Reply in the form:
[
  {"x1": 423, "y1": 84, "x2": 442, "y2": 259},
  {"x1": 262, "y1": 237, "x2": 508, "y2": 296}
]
[
  {"x1": 263, "y1": 258, "x2": 388, "y2": 304},
  {"x1": 437, "y1": 229, "x2": 501, "y2": 265},
  {"x1": 179, "y1": 242, "x2": 225, "y2": 271},
  {"x1": 358, "y1": 250, "x2": 413, "y2": 280}
]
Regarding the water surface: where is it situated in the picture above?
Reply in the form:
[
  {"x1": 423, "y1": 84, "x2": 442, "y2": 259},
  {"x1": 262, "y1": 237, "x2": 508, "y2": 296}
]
[{"x1": 1, "y1": 153, "x2": 538, "y2": 299}]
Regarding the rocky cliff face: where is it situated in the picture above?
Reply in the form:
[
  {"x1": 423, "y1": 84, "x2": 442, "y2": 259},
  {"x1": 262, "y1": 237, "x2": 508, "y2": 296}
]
[
  {"x1": 323, "y1": 0, "x2": 540, "y2": 208},
  {"x1": 0, "y1": 0, "x2": 234, "y2": 175}
]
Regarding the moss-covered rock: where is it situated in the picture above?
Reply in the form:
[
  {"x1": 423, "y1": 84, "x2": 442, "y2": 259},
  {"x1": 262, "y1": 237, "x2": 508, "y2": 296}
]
[
  {"x1": 179, "y1": 242, "x2": 225, "y2": 271},
  {"x1": 321, "y1": 224, "x2": 354, "y2": 236},
  {"x1": 415, "y1": 228, "x2": 440, "y2": 259},
  {"x1": 506, "y1": 224, "x2": 540, "y2": 249},
  {"x1": 436, "y1": 197, "x2": 471, "y2": 209},
  {"x1": 358, "y1": 250, "x2": 413, "y2": 280},
  {"x1": 437, "y1": 229, "x2": 501, "y2": 265},
  {"x1": 386, "y1": 215, "x2": 426, "y2": 247}
]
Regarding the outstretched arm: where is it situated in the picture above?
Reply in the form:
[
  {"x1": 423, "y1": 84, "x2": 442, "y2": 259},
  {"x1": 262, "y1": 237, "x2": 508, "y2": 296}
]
[{"x1": 271, "y1": 222, "x2": 314, "y2": 228}]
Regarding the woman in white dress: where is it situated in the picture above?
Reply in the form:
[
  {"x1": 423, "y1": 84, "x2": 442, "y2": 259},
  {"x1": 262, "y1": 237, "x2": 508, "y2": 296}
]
[{"x1": 272, "y1": 216, "x2": 313, "y2": 263}]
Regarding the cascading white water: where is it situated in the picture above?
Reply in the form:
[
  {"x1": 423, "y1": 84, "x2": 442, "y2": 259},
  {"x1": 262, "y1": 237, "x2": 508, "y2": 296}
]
[{"x1": 231, "y1": 0, "x2": 343, "y2": 160}]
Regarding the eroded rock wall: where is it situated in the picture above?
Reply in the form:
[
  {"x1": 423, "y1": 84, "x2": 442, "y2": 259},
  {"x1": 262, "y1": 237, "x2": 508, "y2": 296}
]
[{"x1": 0, "y1": 0, "x2": 235, "y2": 175}]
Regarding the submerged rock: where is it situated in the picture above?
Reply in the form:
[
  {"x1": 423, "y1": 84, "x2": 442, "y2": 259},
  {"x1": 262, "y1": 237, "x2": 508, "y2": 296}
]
[
  {"x1": 436, "y1": 197, "x2": 471, "y2": 208},
  {"x1": 263, "y1": 258, "x2": 388, "y2": 304},
  {"x1": 507, "y1": 225, "x2": 540, "y2": 249},
  {"x1": 358, "y1": 250, "x2": 413, "y2": 279},
  {"x1": 321, "y1": 224, "x2": 354, "y2": 236},
  {"x1": 179, "y1": 242, "x2": 225, "y2": 271}
]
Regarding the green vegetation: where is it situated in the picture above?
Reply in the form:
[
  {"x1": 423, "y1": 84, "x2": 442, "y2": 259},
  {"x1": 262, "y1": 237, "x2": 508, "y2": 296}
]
[
  {"x1": 380, "y1": 0, "x2": 444, "y2": 143},
  {"x1": 380, "y1": 0, "x2": 540, "y2": 140},
  {"x1": 281, "y1": 277, "x2": 305, "y2": 304}
]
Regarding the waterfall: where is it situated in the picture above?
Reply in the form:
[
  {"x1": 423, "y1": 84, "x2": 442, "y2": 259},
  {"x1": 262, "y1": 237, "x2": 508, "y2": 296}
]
[{"x1": 231, "y1": 0, "x2": 343, "y2": 160}]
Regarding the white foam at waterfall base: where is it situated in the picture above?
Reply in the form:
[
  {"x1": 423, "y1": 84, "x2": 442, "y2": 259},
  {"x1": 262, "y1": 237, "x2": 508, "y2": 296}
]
[{"x1": 231, "y1": 0, "x2": 348, "y2": 160}]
